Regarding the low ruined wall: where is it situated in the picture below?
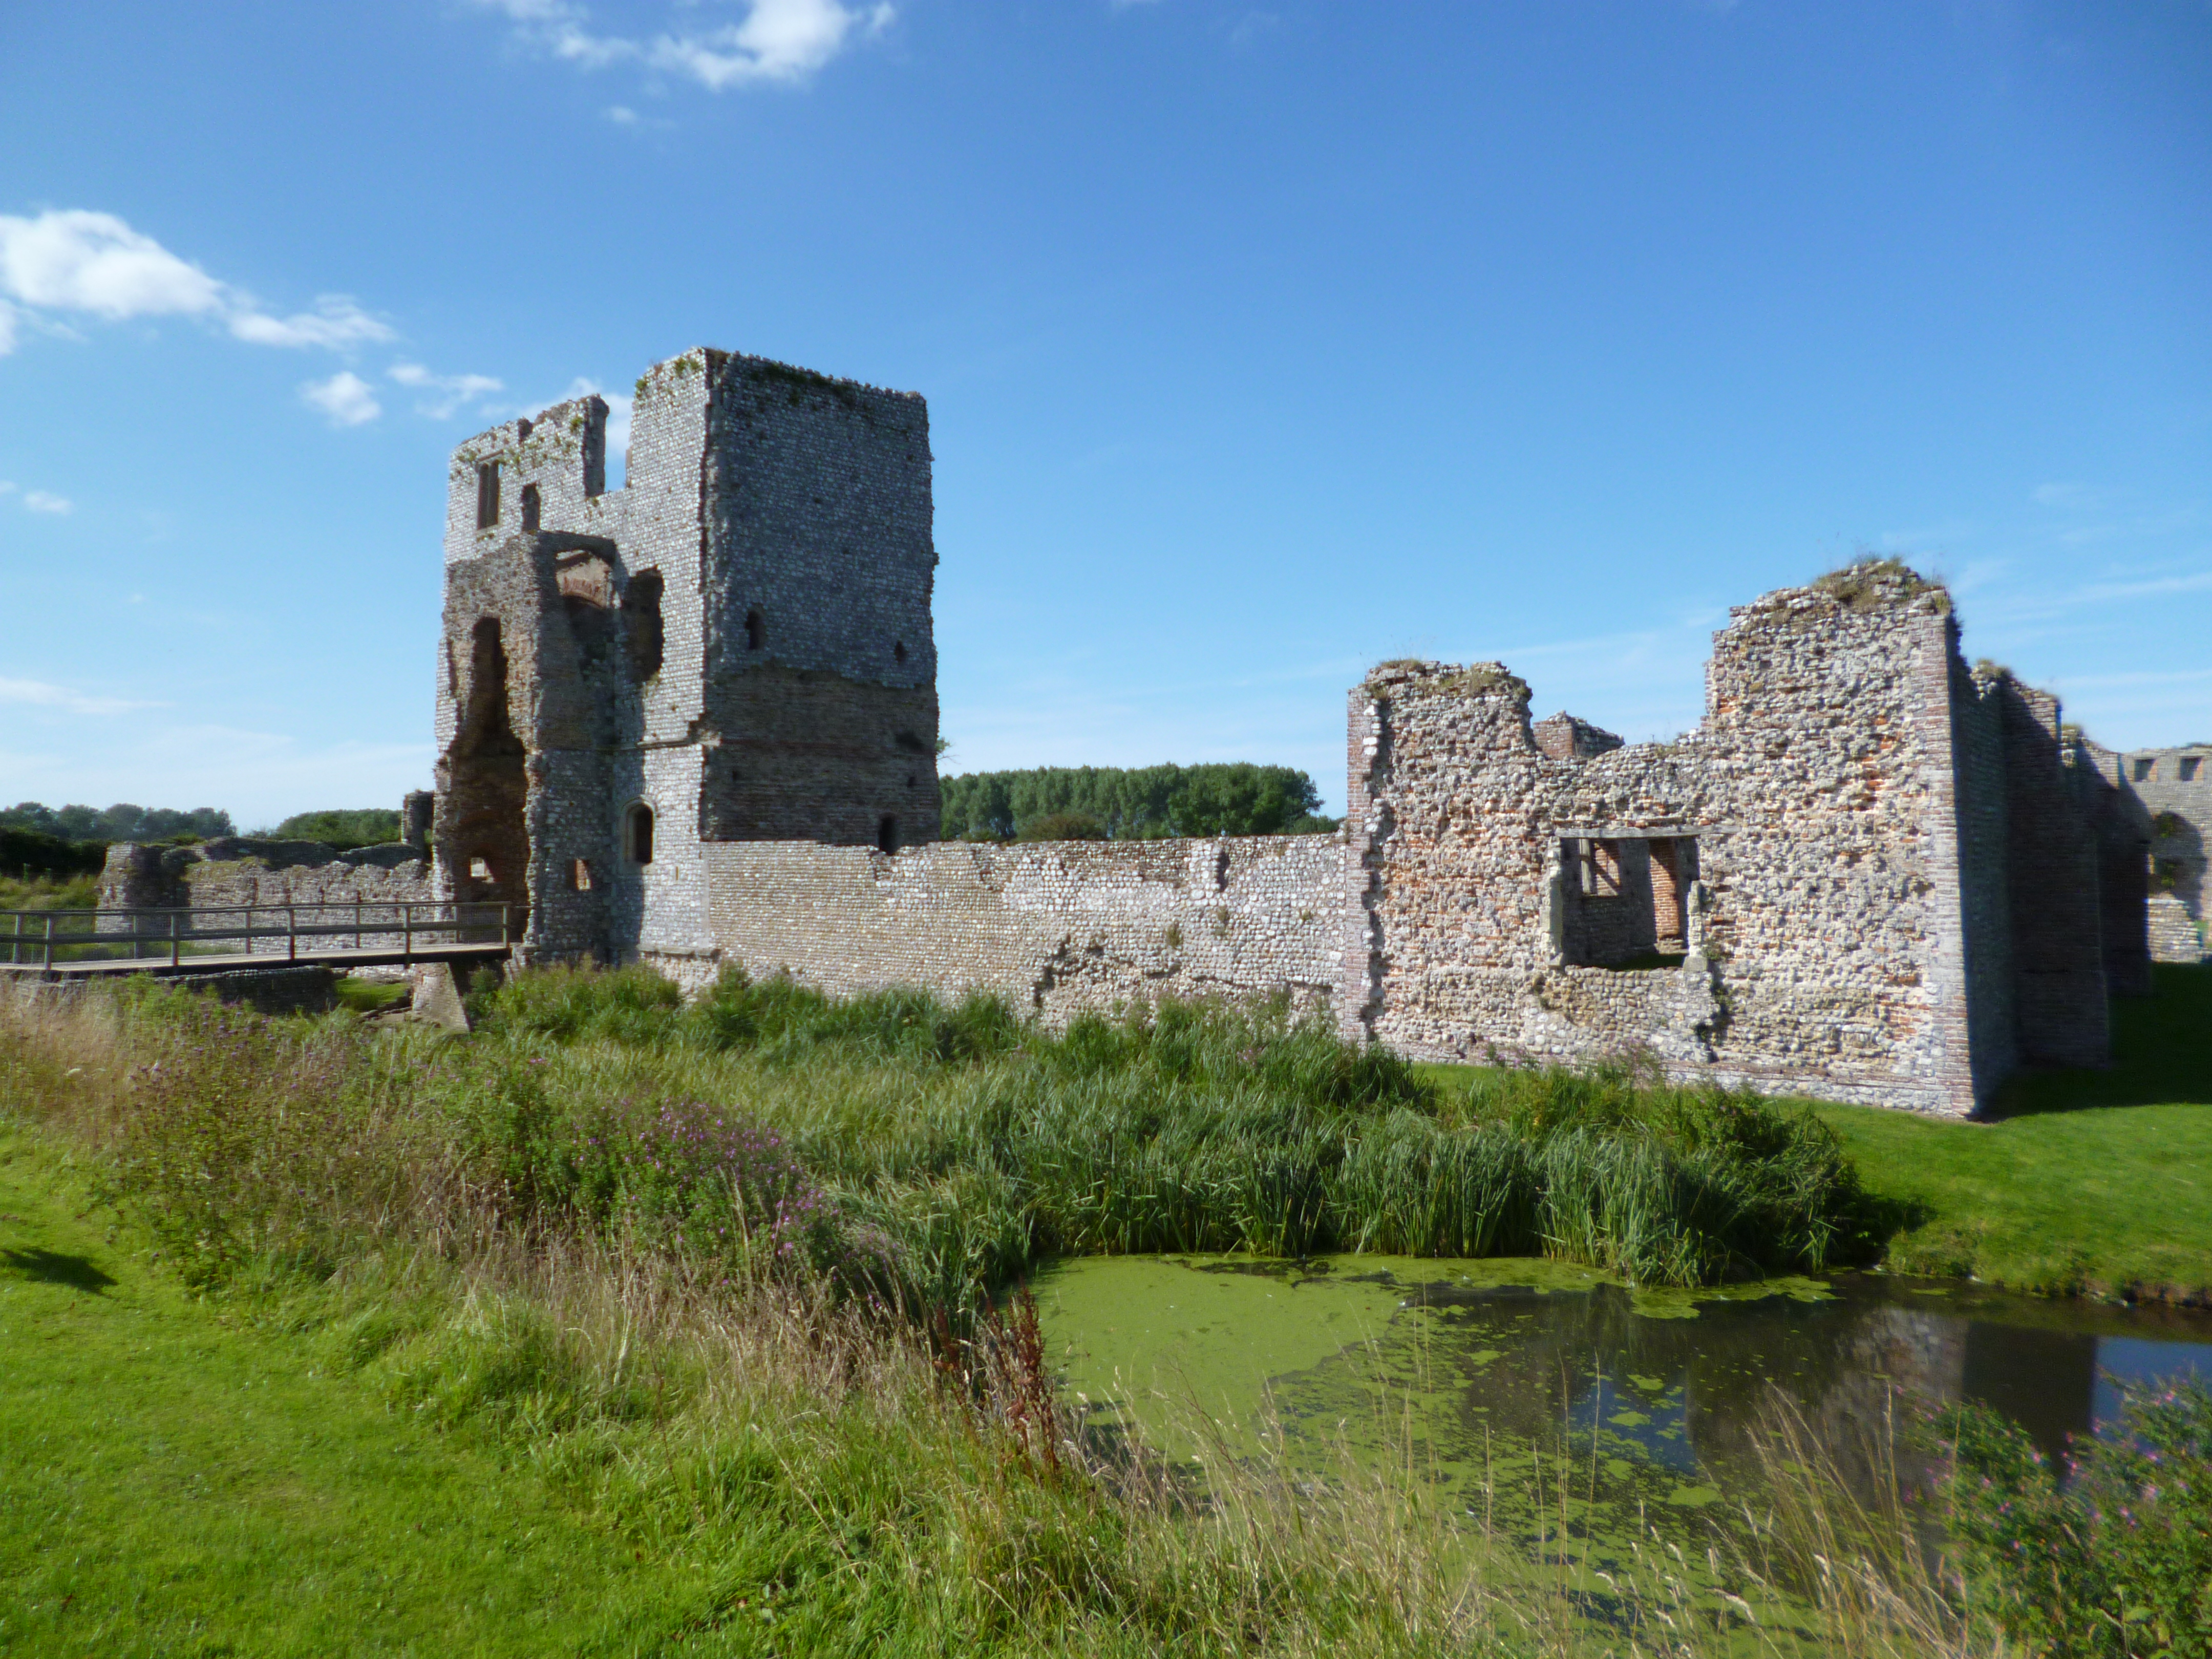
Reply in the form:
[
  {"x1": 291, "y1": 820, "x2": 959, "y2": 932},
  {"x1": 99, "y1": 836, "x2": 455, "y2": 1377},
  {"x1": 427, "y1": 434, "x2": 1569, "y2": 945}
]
[
  {"x1": 99, "y1": 839, "x2": 441, "y2": 953},
  {"x1": 700, "y1": 834, "x2": 1344, "y2": 1023}
]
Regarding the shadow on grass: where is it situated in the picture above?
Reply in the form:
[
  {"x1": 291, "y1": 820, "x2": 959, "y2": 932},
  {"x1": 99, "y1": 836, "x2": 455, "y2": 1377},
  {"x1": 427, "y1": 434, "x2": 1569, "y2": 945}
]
[
  {"x1": 3, "y1": 1246, "x2": 117, "y2": 1294},
  {"x1": 1986, "y1": 963, "x2": 2212, "y2": 1119}
]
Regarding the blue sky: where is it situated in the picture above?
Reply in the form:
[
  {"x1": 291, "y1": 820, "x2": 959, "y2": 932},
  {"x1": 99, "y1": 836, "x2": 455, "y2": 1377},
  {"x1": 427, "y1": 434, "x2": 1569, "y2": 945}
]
[{"x1": 2, "y1": 0, "x2": 2206, "y2": 826}]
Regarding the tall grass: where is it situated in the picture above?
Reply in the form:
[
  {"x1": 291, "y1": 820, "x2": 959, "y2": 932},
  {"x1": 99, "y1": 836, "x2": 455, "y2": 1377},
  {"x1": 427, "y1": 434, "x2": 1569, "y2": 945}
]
[
  {"x1": 0, "y1": 972, "x2": 1987, "y2": 1656},
  {"x1": 468, "y1": 964, "x2": 1877, "y2": 1296}
]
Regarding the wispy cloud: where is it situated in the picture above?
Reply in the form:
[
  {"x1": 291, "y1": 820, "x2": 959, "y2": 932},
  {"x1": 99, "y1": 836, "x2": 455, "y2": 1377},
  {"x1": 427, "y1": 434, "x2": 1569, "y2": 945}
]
[
  {"x1": 0, "y1": 209, "x2": 394, "y2": 358},
  {"x1": 390, "y1": 361, "x2": 505, "y2": 419},
  {"x1": 1, "y1": 480, "x2": 73, "y2": 514},
  {"x1": 302, "y1": 370, "x2": 382, "y2": 427},
  {"x1": 2032, "y1": 481, "x2": 2104, "y2": 511},
  {"x1": 0, "y1": 676, "x2": 152, "y2": 716},
  {"x1": 478, "y1": 0, "x2": 894, "y2": 91}
]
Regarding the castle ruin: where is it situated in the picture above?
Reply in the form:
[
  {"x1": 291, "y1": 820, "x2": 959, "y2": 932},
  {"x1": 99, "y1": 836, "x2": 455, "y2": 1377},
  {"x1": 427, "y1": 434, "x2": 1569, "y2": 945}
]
[{"x1": 101, "y1": 348, "x2": 2205, "y2": 1117}]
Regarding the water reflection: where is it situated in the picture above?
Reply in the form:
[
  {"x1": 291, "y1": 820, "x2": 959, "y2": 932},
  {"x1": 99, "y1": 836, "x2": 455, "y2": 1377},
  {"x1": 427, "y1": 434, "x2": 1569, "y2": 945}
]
[{"x1": 1036, "y1": 1256, "x2": 2212, "y2": 1516}]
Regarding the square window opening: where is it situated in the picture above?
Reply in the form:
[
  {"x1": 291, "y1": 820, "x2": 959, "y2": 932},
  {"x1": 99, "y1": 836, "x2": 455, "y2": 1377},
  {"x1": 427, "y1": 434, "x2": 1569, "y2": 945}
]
[
  {"x1": 1558, "y1": 835, "x2": 1697, "y2": 971},
  {"x1": 2181, "y1": 757, "x2": 2202, "y2": 782}
]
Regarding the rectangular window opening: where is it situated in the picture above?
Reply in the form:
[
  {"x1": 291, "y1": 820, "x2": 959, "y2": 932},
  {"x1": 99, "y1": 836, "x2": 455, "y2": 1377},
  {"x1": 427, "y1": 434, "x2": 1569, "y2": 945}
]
[
  {"x1": 2134, "y1": 757, "x2": 2157, "y2": 782},
  {"x1": 476, "y1": 462, "x2": 501, "y2": 529},
  {"x1": 570, "y1": 858, "x2": 592, "y2": 891},
  {"x1": 2181, "y1": 757, "x2": 2202, "y2": 782},
  {"x1": 1559, "y1": 835, "x2": 1697, "y2": 972}
]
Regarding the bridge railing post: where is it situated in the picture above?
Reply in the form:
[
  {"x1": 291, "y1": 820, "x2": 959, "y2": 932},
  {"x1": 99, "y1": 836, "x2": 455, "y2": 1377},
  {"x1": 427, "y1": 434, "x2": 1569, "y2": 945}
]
[
  {"x1": 171, "y1": 909, "x2": 181, "y2": 968},
  {"x1": 43, "y1": 912, "x2": 54, "y2": 971}
]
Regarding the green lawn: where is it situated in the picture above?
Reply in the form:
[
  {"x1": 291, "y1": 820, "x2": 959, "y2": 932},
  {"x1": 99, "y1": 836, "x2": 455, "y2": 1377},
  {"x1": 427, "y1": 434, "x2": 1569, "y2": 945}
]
[
  {"x1": 0, "y1": 1134, "x2": 707, "y2": 1657},
  {"x1": 1816, "y1": 963, "x2": 2212, "y2": 1301}
]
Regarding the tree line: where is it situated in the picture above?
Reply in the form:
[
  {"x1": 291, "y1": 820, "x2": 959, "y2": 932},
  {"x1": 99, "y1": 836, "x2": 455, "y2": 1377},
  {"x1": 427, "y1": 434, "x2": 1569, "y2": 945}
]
[
  {"x1": 2, "y1": 802, "x2": 236, "y2": 844},
  {"x1": 936, "y1": 763, "x2": 1337, "y2": 842}
]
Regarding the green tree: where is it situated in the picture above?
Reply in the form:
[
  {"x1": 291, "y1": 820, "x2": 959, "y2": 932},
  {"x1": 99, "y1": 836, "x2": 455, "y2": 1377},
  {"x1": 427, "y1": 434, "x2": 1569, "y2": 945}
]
[
  {"x1": 939, "y1": 764, "x2": 1334, "y2": 841},
  {"x1": 272, "y1": 809, "x2": 402, "y2": 850}
]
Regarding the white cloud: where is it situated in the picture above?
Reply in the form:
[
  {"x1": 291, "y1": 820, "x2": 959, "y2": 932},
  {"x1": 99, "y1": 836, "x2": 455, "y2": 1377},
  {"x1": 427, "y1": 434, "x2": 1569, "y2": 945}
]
[
  {"x1": 23, "y1": 490, "x2": 71, "y2": 514},
  {"x1": 228, "y1": 295, "x2": 393, "y2": 349},
  {"x1": 606, "y1": 104, "x2": 640, "y2": 123},
  {"x1": 480, "y1": 0, "x2": 892, "y2": 91},
  {"x1": 302, "y1": 371, "x2": 382, "y2": 427},
  {"x1": 0, "y1": 676, "x2": 149, "y2": 716},
  {"x1": 0, "y1": 208, "x2": 226, "y2": 319},
  {"x1": 0, "y1": 209, "x2": 393, "y2": 358},
  {"x1": 390, "y1": 361, "x2": 505, "y2": 418}
]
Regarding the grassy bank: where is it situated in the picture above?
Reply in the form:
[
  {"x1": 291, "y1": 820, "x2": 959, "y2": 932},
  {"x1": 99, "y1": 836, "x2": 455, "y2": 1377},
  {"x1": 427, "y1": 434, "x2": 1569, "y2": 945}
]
[
  {"x1": 0, "y1": 1132, "x2": 692, "y2": 1656},
  {"x1": 0, "y1": 972, "x2": 1976, "y2": 1656},
  {"x1": 1419, "y1": 964, "x2": 2212, "y2": 1303},
  {"x1": 1819, "y1": 964, "x2": 2212, "y2": 1302}
]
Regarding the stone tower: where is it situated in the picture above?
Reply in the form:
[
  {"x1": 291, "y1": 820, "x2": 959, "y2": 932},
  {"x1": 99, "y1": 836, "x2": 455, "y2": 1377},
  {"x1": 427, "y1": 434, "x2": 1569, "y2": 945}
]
[{"x1": 434, "y1": 349, "x2": 940, "y2": 978}]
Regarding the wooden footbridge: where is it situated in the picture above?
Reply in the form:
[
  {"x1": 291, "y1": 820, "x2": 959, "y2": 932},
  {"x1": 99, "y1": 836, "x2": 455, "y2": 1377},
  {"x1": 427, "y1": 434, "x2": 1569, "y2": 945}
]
[{"x1": 0, "y1": 901, "x2": 522, "y2": 981}]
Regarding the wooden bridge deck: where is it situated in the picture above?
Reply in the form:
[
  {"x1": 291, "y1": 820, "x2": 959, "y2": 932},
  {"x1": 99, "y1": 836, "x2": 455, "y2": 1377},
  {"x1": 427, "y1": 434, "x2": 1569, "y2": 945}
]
[
  {"x1": 0, "y1": 941, "x2": 515, "y2": 980},
  {"x1": 1, "y1": 901, "x2": 523, "y2": 981}
]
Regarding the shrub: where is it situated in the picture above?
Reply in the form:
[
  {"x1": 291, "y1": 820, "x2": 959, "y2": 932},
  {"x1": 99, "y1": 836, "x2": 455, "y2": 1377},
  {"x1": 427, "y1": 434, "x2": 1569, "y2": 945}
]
[{"x1": 1946, "y1": 1382, "x2": 2212, "y2": 1657}]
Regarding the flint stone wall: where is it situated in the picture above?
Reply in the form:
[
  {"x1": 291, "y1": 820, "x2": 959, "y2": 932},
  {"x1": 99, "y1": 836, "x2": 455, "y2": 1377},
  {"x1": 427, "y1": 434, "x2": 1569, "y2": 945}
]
[
  {"x1": 99, "y1": 839, "x2": 438, "y2": 953},
  {"x1": 701, "y1": 834, "x2": 1344, "y2": 1022},
  {"x1": 1339, "y1": 572, "x2": 2120, "y2": 1117},
  {"x1": 437, "y1": 350, "x2": 939, "y2": 973}
]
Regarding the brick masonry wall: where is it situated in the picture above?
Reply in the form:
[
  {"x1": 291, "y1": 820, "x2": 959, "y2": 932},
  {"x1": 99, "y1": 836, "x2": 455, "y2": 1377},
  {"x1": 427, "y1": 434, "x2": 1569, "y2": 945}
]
[
  {"x1": 701, "y1": 834, "x2": 1344, "y2": 1022},
  {"x1": 2114, "y1": 745, "x2": 2210, "y2": 963},
  {"x1": 1995, "y1": 682, "x2": 2111, "y2": 1067}
]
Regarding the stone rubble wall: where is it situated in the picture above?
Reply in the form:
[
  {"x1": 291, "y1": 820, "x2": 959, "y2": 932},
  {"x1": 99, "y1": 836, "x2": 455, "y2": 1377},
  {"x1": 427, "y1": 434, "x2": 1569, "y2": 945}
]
[
  {"x1": 1344, "y1": 577, "x2": 1985, "y2": 1115},
  {"x1": 700, "y1": 834, "x2": 1344, "y2": 1023},
  {"x1": 98, "y1": 839, "x2": 440, "y2": 953}
]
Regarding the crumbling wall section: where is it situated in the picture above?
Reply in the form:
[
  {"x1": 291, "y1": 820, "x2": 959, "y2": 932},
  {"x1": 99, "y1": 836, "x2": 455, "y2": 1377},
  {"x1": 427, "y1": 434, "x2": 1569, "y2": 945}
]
[
  {"x1": 98, "y1": 839, "x2": 438, "y2": 952},
  {"x1": 704, "y1": 834, "x2": 1343, "y2": 1023},
  {"x1": 701, "y1": 357, "x2": 941, "y2": 849},
  {"x1": 2119, "y1": 744, "x2": 2210, "y2": 964},
  {"x1": 1346, "y1": 573, "x2": 1984, "y2": 1114},
  {"x1": 1950, "y1": 665, "x2": 2018, "y2": 1101}
]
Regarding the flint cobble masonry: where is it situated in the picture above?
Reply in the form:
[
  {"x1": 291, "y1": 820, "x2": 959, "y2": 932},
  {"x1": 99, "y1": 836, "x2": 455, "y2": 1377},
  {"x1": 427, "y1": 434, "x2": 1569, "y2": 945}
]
[
  {"x1": 415, "y1": 351, "x2": 2147, "y2": 1116},
  {"x1": 97, "y1": 349, "x2": 2171, "y2": 1116}
]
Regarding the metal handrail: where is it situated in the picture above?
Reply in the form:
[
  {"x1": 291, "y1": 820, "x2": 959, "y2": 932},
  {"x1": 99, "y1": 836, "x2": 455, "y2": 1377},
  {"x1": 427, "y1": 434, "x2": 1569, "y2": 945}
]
[{"x1": 0, "y1": 900, "x2": 524, "y2": 971}]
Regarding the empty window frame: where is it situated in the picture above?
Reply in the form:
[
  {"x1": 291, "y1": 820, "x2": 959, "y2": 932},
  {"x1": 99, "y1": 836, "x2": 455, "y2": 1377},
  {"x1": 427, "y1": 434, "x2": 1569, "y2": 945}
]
[
  {"x1": 520, "y1": 482, "x2": 541, "y2": 533},
  {"x1": 625, "y1": 570, "x2": 665, "y2": 681},
  {"x1": 744, "y1": 608, "x2": 765, "y2": 652},
  {"x1": 878, "y1": 815, "x2": 900, "y2": 855},
  {"x1": 2135, "y1": 757, "x2": 2157, "y2": 782},
  {"x1": 2182, "y1": 757, "x2": 2203, "y2": 782},
  {"x1": 569, "y1": 858, "x2": 592, "y2": 891},
  {"x1": 624, "y1": 802, "x2": 655, "y2": 865},
  {"x1": 476, "y1": 462, "x2": 501, "y2": 529},
  {"x1": 469, "y1": 855, "x2": 494, "y2": 882}
]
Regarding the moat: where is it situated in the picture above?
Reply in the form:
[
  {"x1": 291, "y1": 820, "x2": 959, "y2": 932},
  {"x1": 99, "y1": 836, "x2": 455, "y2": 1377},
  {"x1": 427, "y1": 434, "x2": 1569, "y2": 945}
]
[{"x1": 1036, "y1": 1254, "x2": 2212, "y2": 1548}]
